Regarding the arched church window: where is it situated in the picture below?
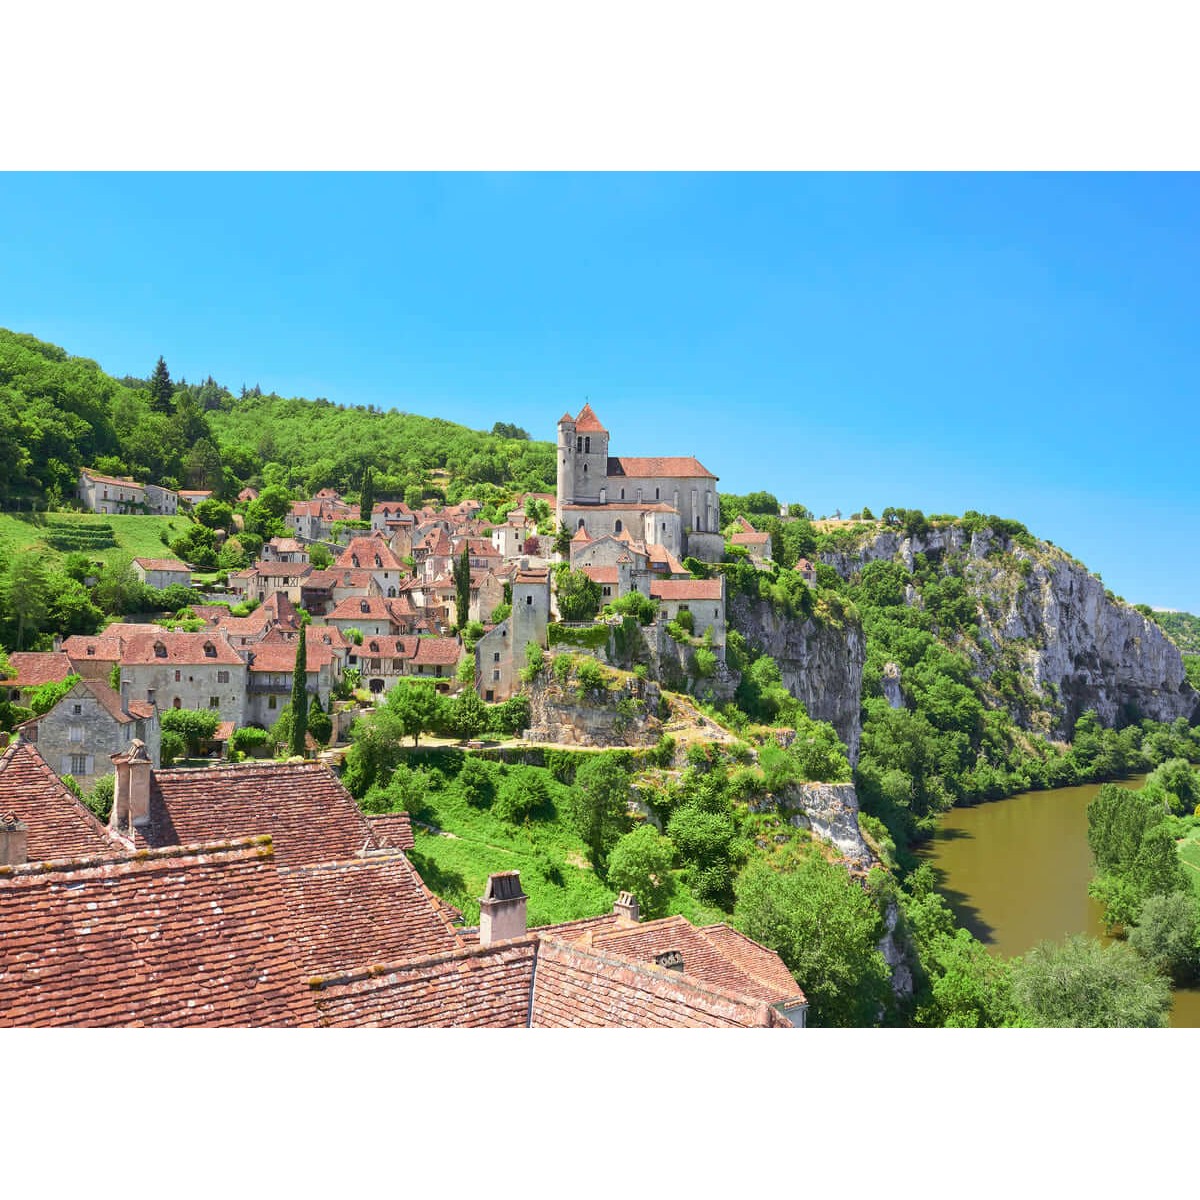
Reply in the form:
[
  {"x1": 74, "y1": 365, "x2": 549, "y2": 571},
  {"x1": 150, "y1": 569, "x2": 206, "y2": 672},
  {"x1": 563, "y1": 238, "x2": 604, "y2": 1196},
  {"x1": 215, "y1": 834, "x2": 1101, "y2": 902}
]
[
  {"x1": 576, "y1": 436, "x2": 583, "y2": 452},
  {"x1": 615, "y1": 520, "x2": 623, "y2": 533},
  {"x1": 585, "y1": 436, "x2": 590, "y2": 453}
]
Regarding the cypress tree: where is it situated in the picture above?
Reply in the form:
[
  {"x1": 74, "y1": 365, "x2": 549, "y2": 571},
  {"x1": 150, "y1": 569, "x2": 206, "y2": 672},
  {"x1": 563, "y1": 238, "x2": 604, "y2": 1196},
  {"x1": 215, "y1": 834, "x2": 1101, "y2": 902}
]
[
  {"x1": 359, "y1": 465, "x2": 375, "y2": 520},
  {"x1": 289, "y1": 624, "x2": 308, "y2": 757},
  {"x1": 149, "y1": 356, "x2": 174, "y2": 414},
  {"x1": 454, "y1": 544, "x2": 471, "y2": 630}
]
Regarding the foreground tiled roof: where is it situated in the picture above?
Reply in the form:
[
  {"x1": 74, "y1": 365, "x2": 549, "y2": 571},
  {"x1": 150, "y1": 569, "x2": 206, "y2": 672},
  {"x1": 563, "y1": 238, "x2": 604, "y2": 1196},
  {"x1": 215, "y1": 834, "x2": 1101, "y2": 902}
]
[
  {"x1": 311, "y1": 938, "x2": 539, "y2": 1028},
  {"x1": 529, "y1": 938, "x2": 789, "y2": 1027},
  {"x1": 366, "y1": 812, "x2": 415, "y2": 850},
  {"x1": 0, "y1": 838, "x2": 317, "y2": 1028},
  {"x1": 607, "y1": 455, "x2": 717, "y2": 479},
  {"x1": 5, "y1": 651, "x2": 73, "y2": 689},
  {"x1": 279, "y1": 851, "x2": 461, "y2": 976},
  {"x1": 0, "y1": 740, "x2": 114, "y2": 860},
  {"x1": 124, "y1": 762, "x2": 378, "y2": 867}
]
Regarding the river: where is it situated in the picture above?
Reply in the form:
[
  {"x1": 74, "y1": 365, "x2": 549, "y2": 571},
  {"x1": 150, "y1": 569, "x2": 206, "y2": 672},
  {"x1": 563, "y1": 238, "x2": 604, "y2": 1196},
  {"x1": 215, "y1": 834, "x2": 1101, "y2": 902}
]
[{"x1": 916, "y1": 776, "x2": 1200, "y2": 1028}]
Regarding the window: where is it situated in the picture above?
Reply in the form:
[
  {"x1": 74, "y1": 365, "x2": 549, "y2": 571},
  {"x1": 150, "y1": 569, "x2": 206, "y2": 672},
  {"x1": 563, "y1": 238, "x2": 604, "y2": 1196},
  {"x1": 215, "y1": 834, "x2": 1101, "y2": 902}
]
[
  {"x1": 493, "y1": 669, "x2": 501, "y2": 681},
  {"x1": 494, "y1": 652, "x2": 501, "y2": 662},
  {"x1": 209, "y1": 696, "x2": 219, "y2": 708},
  {"x1": 268, "y1": 695, "x2": 277, "y2": 710},
  {"x1": 69, "y1": 725, "x2": 84, "y2": 743},
  {"x1": 154, "y1": 642, "x2": 168, "y2": 658},
  {"x1": 576, "y1": 436, "x2": 582, "y2": 452},
  {"x1": 203, "y1": 642, "x2": 217, "y2": 658},
  {"x1": 614, "y1": 520, "x2": 622, "y2": 533},
  {"x1": 584, "y1": 436, "x2": 590, "y2": 454},
  {"x1": 526, "y1": 595, "x2": 532, "y2": 605},
  {"x1": 174, "y1": 670, "x2": 181, "y2": 682},
  {"x1": 147, "y1": 689, "x2": 156, "y2": 704},
  {"x1": 172, "y1": 697, "x2": 181, "y2": 709},
  {"x1": 71, "y1": 754, "x2": 88, "y2": 776},
  {"x1": 217, "y1": 670, "x2": 229, "y2": 684},
  {"x1": 655, "y1": 487, "x2": 660, "y2": 500},
  {"x1": 86, "y1": 647, "x2": 95, "y2": 656},
  {"x1": 72, "y1": 704, "x2": 82, "y2": 715},
  {"x1": 620, "y1": 488, "x2": 625, "y2": 500},
  {"x1": 485, "y1": 690, "x2": 494, "y2": 702}
]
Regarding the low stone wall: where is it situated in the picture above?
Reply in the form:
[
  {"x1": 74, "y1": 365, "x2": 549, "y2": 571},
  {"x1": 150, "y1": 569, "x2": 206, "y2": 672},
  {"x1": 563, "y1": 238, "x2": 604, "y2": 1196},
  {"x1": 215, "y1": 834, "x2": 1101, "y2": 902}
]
[{"x1": 525, "y1": 675, "x2": 664, "y2": 748}]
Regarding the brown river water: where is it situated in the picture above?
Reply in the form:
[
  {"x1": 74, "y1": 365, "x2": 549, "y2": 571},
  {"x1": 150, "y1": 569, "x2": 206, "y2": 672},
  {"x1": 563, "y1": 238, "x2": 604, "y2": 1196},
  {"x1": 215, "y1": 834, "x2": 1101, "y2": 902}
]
[{"x1": 916, "y1": 775, "x2": 1200, "y2": 1027}]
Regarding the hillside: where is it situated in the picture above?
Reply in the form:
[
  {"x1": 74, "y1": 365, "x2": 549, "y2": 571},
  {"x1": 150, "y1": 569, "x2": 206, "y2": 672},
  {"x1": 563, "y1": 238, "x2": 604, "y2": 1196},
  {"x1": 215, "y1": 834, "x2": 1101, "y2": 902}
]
[
  {"x1": 0, "y1": 327, "x2": 554, "y2": 510},
  {"x1": 0, "y1": 512, "x2": 190, "y2": 569}
]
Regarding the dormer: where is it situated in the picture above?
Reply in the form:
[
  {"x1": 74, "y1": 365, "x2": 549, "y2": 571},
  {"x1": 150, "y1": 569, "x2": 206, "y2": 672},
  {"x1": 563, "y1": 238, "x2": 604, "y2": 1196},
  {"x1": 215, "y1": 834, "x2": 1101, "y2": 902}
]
[
  {"x1": 203, "y1": 641, "x2": 217, "y2": 658},
  {"x1": 153, "y1": 641, "x2": 168, "y2": 659},
  {"x1": 359, "y1": 600, "x2": 369, "y2": 613}
]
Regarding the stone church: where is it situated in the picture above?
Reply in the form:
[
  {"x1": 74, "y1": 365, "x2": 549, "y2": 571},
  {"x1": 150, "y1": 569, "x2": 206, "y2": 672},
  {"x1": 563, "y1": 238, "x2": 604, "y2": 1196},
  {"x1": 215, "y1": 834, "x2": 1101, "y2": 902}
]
[{"x1": 555, "y1": 404, "x2": 725, "y2": 562}]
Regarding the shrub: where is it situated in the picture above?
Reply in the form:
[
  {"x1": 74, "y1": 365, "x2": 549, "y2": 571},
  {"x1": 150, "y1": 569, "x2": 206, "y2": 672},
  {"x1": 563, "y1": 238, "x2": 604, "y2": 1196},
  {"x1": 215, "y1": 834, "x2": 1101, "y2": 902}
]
[
  {"x1": 694, "y1": 646, "x2": 717, "y2": 678},
  {"x1": 494, "y1": 768, "x2": 553, "y2": 824},
  {"x1": 608, "y1": 825, "x2": 676, "y2": 918},
  {"x1": 160, "y1": 707, "x2": 221, "y2": 755},
  {"x1": 574, "y1": 657, "x2": 606, "y2": 697},
  {"x1": 160, "y1": 731, "x2": 186, "y2": 765},
  {"x1": 230, "y1": 726, "x2": 272, "y2": 755}
]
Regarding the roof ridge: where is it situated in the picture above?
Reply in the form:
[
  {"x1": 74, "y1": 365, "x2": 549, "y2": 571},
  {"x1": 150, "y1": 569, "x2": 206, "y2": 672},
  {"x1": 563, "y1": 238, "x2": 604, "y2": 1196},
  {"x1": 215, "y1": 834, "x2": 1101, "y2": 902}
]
[{"x1": 0, "y1": 834, "x2": 274, "y2": 880}]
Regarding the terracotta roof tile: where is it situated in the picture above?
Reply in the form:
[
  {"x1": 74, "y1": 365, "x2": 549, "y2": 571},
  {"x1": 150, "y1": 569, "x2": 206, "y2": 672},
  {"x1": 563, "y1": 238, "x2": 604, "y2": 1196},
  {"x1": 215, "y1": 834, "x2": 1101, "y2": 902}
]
[
  {"x1": 5, "y1": 652, "x2": 73, "y2": 689},
  {"x1": 607, "y1": 455, "x2": 716, "y2": 479},
  {"x1": 412, "y1": 638, "x2": 461, "y2": 667},
  {"x1": 279, "y1": 851, "x2": 461, "y2": 977},
  {"x1": 366, "y1": 812, "x2": 415, "y2": 851},
  {"x1": 120, "y1": 630, "x2": 245, "y2": 667},
  {"x1": 124, "y1": 761, "x2": 378, "y2": 867},
  {"x1": 245, "y1": 642, "x2": 336, "y2": 673},
  {"x1": 650, "y1": 579, "x2": 723, "y2": 602},
  {"x1": 0, "y1": 740, "x2": 114, "y2": 861},
  {"x1": 0, "y1": 839, "x2": 316, "y2": 1028},
  {"x1": 132, "y1": 557, "x2": 191, "y2": 573},
  {"x1": 335, "y1": 537, "x2": 404, "y2": 572},
  {"x1": 573, "y1": 403, "x2": 607, "y2": 433},
  {"x1": 81, "y1": 470, "x2": 145, "y2": 489}
]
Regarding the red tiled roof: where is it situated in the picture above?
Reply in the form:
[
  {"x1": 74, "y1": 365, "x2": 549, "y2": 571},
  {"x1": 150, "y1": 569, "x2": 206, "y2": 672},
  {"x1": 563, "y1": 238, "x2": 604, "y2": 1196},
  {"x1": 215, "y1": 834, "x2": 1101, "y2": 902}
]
[
  {"x1": 133, "y1": 557, "x2": 191, "y2": 573},
  {"x1": 0, "y1": 740, "x2": 114, "y2": 861},
  {"x1": 607, "y1": 455, "x2": 716, "y2": 479},
  {"x1": 650, "y1": 579, "x2": 723, "y2": 601},
  {"x1": 412, "y1": 638, "x2": 461, "y2": 667},
  {"x1": 250, "y1": 560, "x2": 313, "y2": 579},
  {"x1": 731, "y1": 531, "x2": 770, "y2": 548},
  {"x1": 0, "y1": 838, "x2": 317, "y2": 1028},
  {"x1": 359, "y1": 636, "x2": 417, "y2": 658},
  {"x1": 245, "y1": 641, "x2": 336, "y2": 673},
  {"x1": 582, "y1": 566, "x2": 618, "y2": 584},
  {"x1": 528, "y1": 938, "x2": 789, "y2": 1028},
  {"x1": 279, "y1": 852, "x2": 461, "y2": 976},
  {"x1": 70, "y1": 677, "x2": 154, "y2": 723},
  {"x1": 120, "y1": 631, "x2": 244, "y2": 666},
  {"x1": 574, "y1": 402, "x2": 607, "y2": 433},
  {"x1": 327, "y1": 595, "x2": 396, "y2": 622},
  {"x1": 81, "y1": 469, "x2": 145, "y2": 489},
  {"x1": 645, "y1": 543, "x2": 686, "y2": 575},
  {"x1": 123, "y1": 761, "x2": 379, "y2": 867},
  {"x1": 5, "y1": 652, "x2": 73, "y2": 689},
  {"x1": 366, "y1": 812, "x2": 415, "y2": 851},
  {"x1": 311, "y1": 938, "x2": 539, "y2": 1028},
  {"x1": 62, "y1": 635, "x2": 125, "y2": 664},
  {"x1": 336, "y1": 537, "x2": 404, "y2": 572},
  {"x1": 571, "y1": 527, "x2": 592, "y2": 543}
]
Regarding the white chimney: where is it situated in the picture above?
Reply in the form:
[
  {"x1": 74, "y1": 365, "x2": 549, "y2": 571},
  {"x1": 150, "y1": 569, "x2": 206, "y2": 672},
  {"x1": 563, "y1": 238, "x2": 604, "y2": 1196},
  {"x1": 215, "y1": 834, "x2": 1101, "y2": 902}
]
[
  {"x1": 0, "y1": 812, "x2": 28, "y2": 867},
  {"x1": 110, "y1": 739, "x2": 153, "y2": 830},
  {"x1": 478, "y1": 871, "x2": 527, "y2": 945}
]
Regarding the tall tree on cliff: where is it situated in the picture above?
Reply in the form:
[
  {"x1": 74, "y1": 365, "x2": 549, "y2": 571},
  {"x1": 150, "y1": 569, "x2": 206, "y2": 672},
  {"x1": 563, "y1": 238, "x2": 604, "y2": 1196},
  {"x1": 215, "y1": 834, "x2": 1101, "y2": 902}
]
[
  {"x1": 289, "y1": 624, "x2": 308, "y2": 757},
  {"x1": 149, "y1": 356, "x2": 174, "y2": 414},
  {"x1": 359, "y1": 465, "x2": 376, "y2": 522},
  {"x1": 454, "y1": 544, "x2": 471, "y2": 630}
]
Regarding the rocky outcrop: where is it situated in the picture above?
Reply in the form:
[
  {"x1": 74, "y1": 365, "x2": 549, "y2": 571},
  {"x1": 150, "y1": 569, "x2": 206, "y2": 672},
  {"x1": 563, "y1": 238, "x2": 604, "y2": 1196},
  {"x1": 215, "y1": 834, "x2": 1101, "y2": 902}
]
[
  {"x1": 820, "y1": 525, "x2": 1199, "y2": 737},
  {"x1": 524, "y1": 673, "x2": 664, "y2": 747},
  {"x1": 881, "y1": 662, "x2": 904, "y2": 710},
  {"x1": 728, "y1": 595, "x2": 866, "y2": 765},
  {"x1": 778, "y1": 781, "x2": 874, "y2": 872}
]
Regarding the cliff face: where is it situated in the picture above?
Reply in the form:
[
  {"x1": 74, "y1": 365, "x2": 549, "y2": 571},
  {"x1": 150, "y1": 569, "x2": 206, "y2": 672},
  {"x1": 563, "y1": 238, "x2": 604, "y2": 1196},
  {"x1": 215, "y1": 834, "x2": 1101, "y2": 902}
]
[
  {"x1": 728, "y1": 595, "x2": 866, "y2": 765},
  {"x1": 823, "y1": 525, "x2": 1199, "y2": 736}
]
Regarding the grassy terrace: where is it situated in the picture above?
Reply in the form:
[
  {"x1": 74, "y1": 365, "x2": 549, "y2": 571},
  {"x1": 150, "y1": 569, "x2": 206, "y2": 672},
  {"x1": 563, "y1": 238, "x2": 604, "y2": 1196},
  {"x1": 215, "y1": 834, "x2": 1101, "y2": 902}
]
[{"x1": 0, "y1": 512, "x2": 194, "y2": 568}]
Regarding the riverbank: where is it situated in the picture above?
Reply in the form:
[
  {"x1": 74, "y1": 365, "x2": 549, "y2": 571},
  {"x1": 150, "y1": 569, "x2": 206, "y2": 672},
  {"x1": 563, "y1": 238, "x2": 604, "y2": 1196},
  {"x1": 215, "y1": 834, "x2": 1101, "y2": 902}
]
[{"x1": 916, "y1": 775, "x2": 1200, "y2": 1027}]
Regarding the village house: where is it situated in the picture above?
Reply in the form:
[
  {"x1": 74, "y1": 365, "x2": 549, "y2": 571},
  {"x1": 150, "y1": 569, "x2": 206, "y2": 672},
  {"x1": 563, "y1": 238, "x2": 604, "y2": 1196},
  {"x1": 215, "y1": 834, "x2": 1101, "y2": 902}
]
[
  {"x1": 261, "y1": 536, "x2": 309, "y2": 563},
  {"x1": 132, "y1": 557, "x2": 193, "y2": 590},
  {"x1": 324, "y1": 595, "x2": 402, "y2": 638},
  {"x1": 243, "y1": 639, "x2": 340, "y2": 728},
  {"x1": 77, "y1": 469, "x2": 146, "y2": 514},
  {"x1": 730, "y1": 516, "x2": 772, "y2": 564},
  {"x1": 144, "y1": 484, "x2": 179, "y2": 515},
  {"x1": 232, "y1": 560, "x2": 313, "y2": 604},
  {"x1": 556, "y1": 404, "x2": 725, "y2": 562},
  {"x1": 177, "y1": 488, "x2": 213, "y2": 507},
  {"x1": 473, "y1": 565, "x2": 550, "y2": 702},
  {"x1": 795, "y1": 558, "x2": 818, "y2": 587},
  {"x1": 3, "y1": 651, "x2": 74, "y2": 706},
  {"x1": 335, "y1": 536, "x2": 406, "y2": 597},
  {"x1": 117, "y1": 630, "x2": 248, "y2": 724},
  {"x1": 59, "y1": 625, "x2": 168, "y2": 682},
  {"x1": 649, "y1": 577, "x2": 727, "y2": 650},
  {"x1": 18, "y1": 677, "x2": 160, "y2": 786}
]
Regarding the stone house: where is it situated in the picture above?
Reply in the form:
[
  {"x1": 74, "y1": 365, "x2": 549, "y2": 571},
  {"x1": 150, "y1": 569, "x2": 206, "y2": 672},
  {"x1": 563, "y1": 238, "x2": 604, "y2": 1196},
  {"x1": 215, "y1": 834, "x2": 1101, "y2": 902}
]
[
  {"x1": 731, "y1": 516, "x2": 772, "y2": 564},
  {"x1": 555, "y1": 404, "x2": 724, "y2": 562},
  {"x1": 649, "y1": 576, "x2": 727, "y2": 649},
  {"x1": 335, "y1": 536, "x2": 406, "y2": 597},
  {"x1": 177, "y1": 489, "x2": 213, "y2": 507},
  {"x1": 132, "y1": 557, "x2": 193, "y2": 590},
  {"x1": 323, "y1": 595, "x2": 403, "y2": 638},
  {"x1": 118, "y1": 630, "x2": 248, "y2": 725},
  {"x1": 795, "y1": 558, "x2": 818, "y2": 586},
  {"x1": 19, "y1": 677, "x2": 160, "y2": 787},
  {"x1": 234, "y1": 561, "x2": 313, "y2": 604},
  {"x1": 78, "y1": 469, "x2": 146, "y2": 514},
  {"x1": 144, "y1": 484, "x2": 179, "y2": 515},
  {"x1": 262, "y1": 537, "x2": 309, "y2": 563},
  {"x1": 4, "y1": 651, "x2": 74, "y2": 706},
  {"x1": 243, "y1": 639, "x2": 339, "y2": 728},
  {"x1": 473, "y1": 565, "x2": 551, "y2": 702}
]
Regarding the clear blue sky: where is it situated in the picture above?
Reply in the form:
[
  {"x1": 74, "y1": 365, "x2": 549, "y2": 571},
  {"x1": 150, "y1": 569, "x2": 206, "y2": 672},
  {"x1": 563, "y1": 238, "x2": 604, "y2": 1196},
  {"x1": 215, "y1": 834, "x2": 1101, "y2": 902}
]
[{"x1": 2, "y1": 172, "x2": 1197, "y2": 611}]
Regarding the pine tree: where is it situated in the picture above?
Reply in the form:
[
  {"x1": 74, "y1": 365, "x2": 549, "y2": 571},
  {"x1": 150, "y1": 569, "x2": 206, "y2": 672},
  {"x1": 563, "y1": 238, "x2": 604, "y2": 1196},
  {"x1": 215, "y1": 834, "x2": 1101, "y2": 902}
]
[
  {"x1": 359, "y1": 465, "x2": 375, "y2": 520},
  {"x1": 289, "y1": 625, "x2": 308, "y2": 757},
  {"x1": 454, "y1": 544, "x2": 471, "y2": 630},
  {"x1": 149, "y1": 356, "x2": 174, "y2": 414}
]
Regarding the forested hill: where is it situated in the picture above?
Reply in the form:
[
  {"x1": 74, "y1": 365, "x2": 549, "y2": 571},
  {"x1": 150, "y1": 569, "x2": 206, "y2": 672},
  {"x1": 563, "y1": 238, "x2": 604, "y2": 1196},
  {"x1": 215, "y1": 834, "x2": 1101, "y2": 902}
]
[{"x1": 0, "y1": 328, "x2": 555, "y2": 508}]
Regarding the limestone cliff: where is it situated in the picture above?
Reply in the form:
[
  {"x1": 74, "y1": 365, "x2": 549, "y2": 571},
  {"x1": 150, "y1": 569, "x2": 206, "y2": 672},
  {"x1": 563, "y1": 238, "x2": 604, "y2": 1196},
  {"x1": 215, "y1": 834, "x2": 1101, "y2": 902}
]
[
  {"x1": 728, "y1": 595, "x2": 866, "y2": 765},
  {"x1": 822, "y1": 523, "x2": 1200, "y2": 737}
]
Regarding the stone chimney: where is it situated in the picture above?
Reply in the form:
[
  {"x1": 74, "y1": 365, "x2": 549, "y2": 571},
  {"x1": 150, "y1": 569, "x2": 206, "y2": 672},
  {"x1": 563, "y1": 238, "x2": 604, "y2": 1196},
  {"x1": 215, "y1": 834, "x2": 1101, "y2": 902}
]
[
  {"x1": 613, "y1": 891, "x2": 640, "y2": 922},
  {"x1": 654, "y1": 949, "x2": 684, "y2": 973},
  {"x1": 119, "y1": 676, "x2": 130, "y2": 717},
  {"x1": 0, "y1": 811, "x2": 28, "y2": 867},
  {"x1": 478, "y1": 871, "x2": 527, "y2": 945},
  {"x1": 110, "y1": 739, "x2": 153, "y2": 830}
]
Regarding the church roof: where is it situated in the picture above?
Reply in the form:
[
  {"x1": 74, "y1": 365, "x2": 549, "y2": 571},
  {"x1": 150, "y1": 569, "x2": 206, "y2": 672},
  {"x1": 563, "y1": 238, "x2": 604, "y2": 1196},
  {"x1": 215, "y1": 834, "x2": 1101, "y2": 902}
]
[
  {"x1": 607, "y1": 456, "x2": 716, "y2": 480},
  {"x1": 574, "y1": 403, "x2": 606, "y2": 433}
]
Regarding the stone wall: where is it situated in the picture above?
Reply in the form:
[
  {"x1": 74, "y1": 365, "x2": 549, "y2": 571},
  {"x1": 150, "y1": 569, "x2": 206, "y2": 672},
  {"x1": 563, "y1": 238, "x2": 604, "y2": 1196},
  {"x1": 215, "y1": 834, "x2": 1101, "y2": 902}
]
[{"x1": 524, "y1": 673, "x2": 664, "y2": 748}]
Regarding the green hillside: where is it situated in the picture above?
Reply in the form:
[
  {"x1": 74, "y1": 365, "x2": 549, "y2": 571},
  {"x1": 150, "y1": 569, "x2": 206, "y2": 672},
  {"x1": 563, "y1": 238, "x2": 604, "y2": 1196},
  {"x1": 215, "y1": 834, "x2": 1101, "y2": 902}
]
[{"x1": 0, "y1": 512, "x2": 191, "y2": 568}]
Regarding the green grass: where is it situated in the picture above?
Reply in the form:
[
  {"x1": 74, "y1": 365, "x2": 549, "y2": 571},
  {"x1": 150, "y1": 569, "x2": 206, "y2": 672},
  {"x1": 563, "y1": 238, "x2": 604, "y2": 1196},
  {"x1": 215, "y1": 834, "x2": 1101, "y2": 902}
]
[
  {"x1": 1178, "y1": 822, "x2": 1200, "y2": 899},
  {"x1": 0, "y1": 512, "x2": 192, "y2": 568}
]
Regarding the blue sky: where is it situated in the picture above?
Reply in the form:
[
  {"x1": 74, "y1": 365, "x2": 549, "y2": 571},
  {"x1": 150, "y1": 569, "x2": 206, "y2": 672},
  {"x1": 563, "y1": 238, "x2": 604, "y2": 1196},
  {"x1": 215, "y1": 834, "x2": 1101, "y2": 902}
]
[{"x1": 2, "y1": 172, "x2": 1197, "y2": 611}]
